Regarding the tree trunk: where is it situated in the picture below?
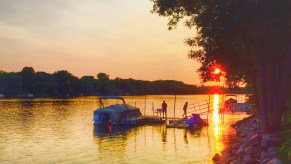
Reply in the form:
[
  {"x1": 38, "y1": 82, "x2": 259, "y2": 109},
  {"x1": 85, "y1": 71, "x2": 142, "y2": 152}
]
[
  {"x1": 251, "y1": 73, "x2": 260, "y2": 110},
  {"x1": 256, "y1": 34, "x2": 271, "y2": 133},
  {"x1": 270, "y1": 41, "x2": 291, "y2": 131}
]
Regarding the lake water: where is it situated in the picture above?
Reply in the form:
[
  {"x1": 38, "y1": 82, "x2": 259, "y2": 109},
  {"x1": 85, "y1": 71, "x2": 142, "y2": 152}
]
[{"x1": 0, "y1": 95, "x2": 248, "y2": 163}]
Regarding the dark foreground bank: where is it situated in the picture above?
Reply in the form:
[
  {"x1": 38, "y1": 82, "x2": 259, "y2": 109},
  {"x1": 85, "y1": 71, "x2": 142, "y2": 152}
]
[{"x1": 212, "y1": 115, "x2": 286, "y2": 164}]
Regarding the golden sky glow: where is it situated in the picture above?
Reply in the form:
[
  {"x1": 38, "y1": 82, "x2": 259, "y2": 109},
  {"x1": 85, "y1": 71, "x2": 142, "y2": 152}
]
[{"x1": 0, "y1": 0, "x2": 201, "y2": 84}]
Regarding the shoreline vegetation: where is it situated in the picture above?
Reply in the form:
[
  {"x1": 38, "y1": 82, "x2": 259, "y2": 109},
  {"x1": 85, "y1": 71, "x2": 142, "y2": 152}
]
[{"x1": 0, "y1": 67, "x2": 250, "y2": 99}]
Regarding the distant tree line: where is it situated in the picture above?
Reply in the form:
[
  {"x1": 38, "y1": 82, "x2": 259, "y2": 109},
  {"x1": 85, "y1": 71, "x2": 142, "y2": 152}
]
[{"x1": 0, "y1": 67, "x2": 249, "y2": 98}]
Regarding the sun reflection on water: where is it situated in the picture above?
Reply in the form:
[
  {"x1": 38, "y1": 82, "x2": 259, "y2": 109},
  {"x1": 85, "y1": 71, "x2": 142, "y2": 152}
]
[{"x1": 212, "y1": 94, "x2": 222, "y2": 153}]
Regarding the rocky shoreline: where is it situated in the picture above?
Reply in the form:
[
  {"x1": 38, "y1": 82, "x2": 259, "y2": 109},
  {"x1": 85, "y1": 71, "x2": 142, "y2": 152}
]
[{"x1": 212, "y1": 115, "x2": 282, "y2": 164}]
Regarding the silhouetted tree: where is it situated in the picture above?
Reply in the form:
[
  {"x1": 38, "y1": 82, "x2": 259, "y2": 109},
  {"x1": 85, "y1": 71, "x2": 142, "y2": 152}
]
[
  {"x1": 97, "y1": 73, "x2": 110, "y2": 81},
  {"x1": 97, "y1": 72, "x2": 114, "y2": 95},
  {"x1": 68, "y1": 76, "x2": 81, "y2": 96},
  {"x1": 0, "y1": 67, "x2": 250, "y2": 98},
  {"x1": 0, "y1": 71, "x2": 22, "y2": 97},
  {"x1": 33, "y1": 71, "x2": 58, "y2": 97},
  {"x1": 53, "y1": 70, "x2": 77, "y2": 97},
  {"x1": 19, "y1": 67, "x2": 35, "y2": 94},
  {"x1": 151, "y1": 0, "x2": 291, "y2": 132},
  {"x1": 34, "y1": 72, "x2": 50, "y2": 97},
  {"x1": 80, "y1": 76, "x2": 95, "y2": 95}
]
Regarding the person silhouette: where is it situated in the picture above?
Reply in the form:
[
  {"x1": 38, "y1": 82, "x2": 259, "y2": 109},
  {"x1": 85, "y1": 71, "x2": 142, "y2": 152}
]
[
  {"x1": 182, "y1": 102, "x2": 188, "y2": 118},
  {"x1": 162, "y1": 100, "x2": 167, "y2": 118}
]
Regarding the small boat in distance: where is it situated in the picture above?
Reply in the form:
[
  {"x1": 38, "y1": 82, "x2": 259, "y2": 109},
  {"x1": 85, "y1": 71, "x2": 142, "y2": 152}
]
[
  {"x1": 222, "y1": 94, "x2": 252, "y2": 113},
  {"x1": 93, "y1": 96, "x2": 143, "y2": 126}
]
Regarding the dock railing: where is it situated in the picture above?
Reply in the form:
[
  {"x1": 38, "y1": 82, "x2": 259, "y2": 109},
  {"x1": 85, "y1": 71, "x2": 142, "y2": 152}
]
[
  {"x1": 187, "y1": 99, "x2": 224, "y2": 120},
  {"x1": 187, "y1": 100, "x2": 211, "y2": 116}
]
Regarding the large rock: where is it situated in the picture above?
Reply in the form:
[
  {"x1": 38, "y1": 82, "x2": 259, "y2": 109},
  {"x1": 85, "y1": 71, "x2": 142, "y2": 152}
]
[
  {"x1": 212, "y1": 153, "x2": 221, "y2": 161},
  {"x1": 266, "y1": 159, "x2": 282, "y2": 164},
  {"x1": 248, "y1": 134, "x2": 261, "y2": 143},
  {"x1": 230, "y1": 159, "x2": 243, "y2": 164},
  {"x1": 232, "y1": 143, "x2": 239, "y2": 149},
  {"x1": 236, "y1": 148, "x2": 244, "y2": 156},
  {"x1": 267, "y1": 147, "x2": 279, "y2": 153},
  {"x1": 244, "y1": 145, "x2": 255, "y2": 153},
  {"x1": 242, "y1": 154, "x2": 257, "y2": 164},
  {"x1": 252, "y1": 140, "x2": 261, "y2": 147},
  {"x1": 262, "y1": 133, "x2": 281, "y2": 147},
  {"x1": 227, "y1": 156, "x2": 237, "y2": 164},
  {"x1": 221, "y1": 147, "x2": 231, "y2": 155},
  {"x1": 266, "y1": 138, "x2": 281, "y2": 147},
  {"x1": 261, "y1": 151, "x2": 279, "y2": 160},
  {"x1": 262, "y1": 158, "x2": 272, "y2": 163},
  {"x1": 240, "y1": 132, "x2": 247, "y2": 138}
]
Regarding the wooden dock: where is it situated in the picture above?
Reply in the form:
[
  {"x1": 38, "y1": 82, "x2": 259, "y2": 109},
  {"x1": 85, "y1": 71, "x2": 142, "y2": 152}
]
[
  {"x1": 142, "y1": 115, "x2": 209, "y2": 129},
  {"x1": 141, "y1": 98, "x2": 226, "y2": 128},
  {"x1": 142, "y1": 115, "x2": 187, "y2": 125},
  {"x1": 142, "y1": 116, "x2": 166, "y2": 124}
]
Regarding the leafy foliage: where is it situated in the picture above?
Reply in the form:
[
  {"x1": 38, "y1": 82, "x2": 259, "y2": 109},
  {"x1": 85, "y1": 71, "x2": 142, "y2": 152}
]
[
  {"x1": 151, "y1": 0, "x2": 291, "y2": 132},
  {"x1": 152, "y1": 0, "x2": 290, "y2": 85}
]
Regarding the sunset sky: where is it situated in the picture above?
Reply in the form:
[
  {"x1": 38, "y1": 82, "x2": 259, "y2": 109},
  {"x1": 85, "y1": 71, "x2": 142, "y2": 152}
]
[{"x1": 0, "y1": 0, "x2": 201, "y2": 85}]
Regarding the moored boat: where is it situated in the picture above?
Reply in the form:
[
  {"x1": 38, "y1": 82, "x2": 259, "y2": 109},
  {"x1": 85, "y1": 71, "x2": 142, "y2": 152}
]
[
  {"x1": 185, "y1": 114, "x2": 204, "y2": 129},
  {"x1": 222, "y1": 94, "x2": 252, "y2": 113},
  {"x1": 93, "y1": 96, "x2": 143, "y2": 126}
]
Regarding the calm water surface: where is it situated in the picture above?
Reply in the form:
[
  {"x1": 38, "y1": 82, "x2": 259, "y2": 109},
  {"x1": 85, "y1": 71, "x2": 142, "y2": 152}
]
[{"x1": 0, "y1": 95, "x2": 248, "y2": 163}]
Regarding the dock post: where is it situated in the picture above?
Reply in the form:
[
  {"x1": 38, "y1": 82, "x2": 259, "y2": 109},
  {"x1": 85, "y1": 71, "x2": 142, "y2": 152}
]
[
  {"x1": 144, "y1": 95, "x2": 146, "y2": 116},
  {"x1": 174, "y1": 95, "x2": 176, "y2": 118},
  {"x1": 224, "y1": 113, "x2": 225, "y2": 123},
  {"x1": 207, "y1": 101, "x2": 209, "y2": 125},
  {"x1": 152, "y1": 102, "x2": 154, "y2": 116}
]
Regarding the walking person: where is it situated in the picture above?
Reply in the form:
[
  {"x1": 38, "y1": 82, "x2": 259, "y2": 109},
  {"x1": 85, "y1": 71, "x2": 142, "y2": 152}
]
[
  {"x1": 162, "y1": 100, "x2": 167, "y2": 118},
  {"x1": 182, "y1": 102, "x2": 188, "y2": 118}
]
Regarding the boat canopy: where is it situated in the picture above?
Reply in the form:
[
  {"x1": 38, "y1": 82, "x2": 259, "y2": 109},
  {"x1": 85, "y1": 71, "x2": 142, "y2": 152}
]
[
  {"x1": 99, "y1": 96, "x2": 125, "y2": 100},
  {"x1": 94, "y1": 104, "x2": 139, "y2": 122},
  {"x1": 98, "y1": 96, "x2": 127, "y2": 108}
]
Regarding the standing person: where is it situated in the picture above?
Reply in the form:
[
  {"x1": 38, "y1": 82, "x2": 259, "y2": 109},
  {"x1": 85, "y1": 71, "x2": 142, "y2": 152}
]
[
  {"x1": 162, "y1": 100, "x2": 167, "y2": 118},
  {"x1": 182, "y1": 102, "x2": 188, "y2": 118}
]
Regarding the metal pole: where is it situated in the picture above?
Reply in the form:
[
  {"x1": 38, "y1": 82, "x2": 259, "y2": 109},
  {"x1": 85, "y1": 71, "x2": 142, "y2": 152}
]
[
  {"x1": 222, "y1": 82, "x2": 224, "y2": 102},
  {"x1": 144, "y1": 95, "x2": 146, "y2": 116},
  {"x1": 207, "y1": 101, "x2": 209, "y2": 124},
  {"x1": 174, "y1": 95, "x2": 176, "y2": 118},
  {"x1": 152, "y1": 102, "x2": 154, "y2": 116}
]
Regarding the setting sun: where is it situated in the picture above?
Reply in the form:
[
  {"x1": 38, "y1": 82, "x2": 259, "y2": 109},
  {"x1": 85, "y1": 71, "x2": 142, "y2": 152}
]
[{"x1": 214, "y1": 68, "x2": 221, "y2": 75}]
